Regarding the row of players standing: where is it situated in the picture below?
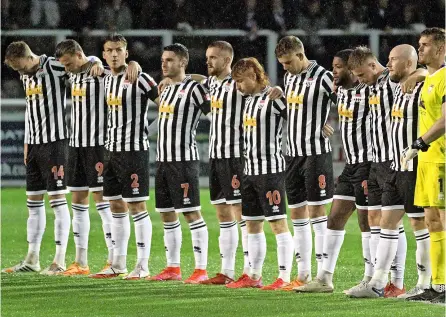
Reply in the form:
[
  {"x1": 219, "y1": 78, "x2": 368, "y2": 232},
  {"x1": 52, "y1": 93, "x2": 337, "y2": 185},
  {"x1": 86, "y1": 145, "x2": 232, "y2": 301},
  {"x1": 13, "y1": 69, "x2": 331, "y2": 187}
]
[{"x1": 2, "y1": 30, "x2": 443, "y2": 300}]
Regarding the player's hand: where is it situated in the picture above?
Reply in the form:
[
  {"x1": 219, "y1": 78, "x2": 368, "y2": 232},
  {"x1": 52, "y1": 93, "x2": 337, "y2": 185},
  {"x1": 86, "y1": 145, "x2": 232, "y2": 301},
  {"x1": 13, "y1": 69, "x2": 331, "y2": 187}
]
[
  {"x1": 400, "y1": 146, "x2": 418, "y2": 171},
  {"x1": 126, "y1": 61, "x2": 140, "y2": 84},
  {"x1": 322, "y1": 124, "x2": 334, "y2": 138},
  {"x1": 158, "y1": 77, "x2": 173, "y2": 95},
  {"x1": 24, "y1": 143, "x2": 28, "y2": 166},
  {"x1": 89, "y1": 62, "x2": 104, "y2": 77},
  {"x1": 267, "y1": 86, "x2": 284, "y2": 100},
  {"x1": 401, "y1": 76, "x2": 417, "y2": 94}
]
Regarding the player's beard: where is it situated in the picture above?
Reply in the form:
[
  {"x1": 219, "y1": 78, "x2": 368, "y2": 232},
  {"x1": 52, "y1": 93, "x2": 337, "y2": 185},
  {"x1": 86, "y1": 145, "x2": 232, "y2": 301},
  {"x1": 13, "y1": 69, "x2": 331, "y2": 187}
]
[{"x1": 207, "y1": 65, "x2": 220, "y2": 77}]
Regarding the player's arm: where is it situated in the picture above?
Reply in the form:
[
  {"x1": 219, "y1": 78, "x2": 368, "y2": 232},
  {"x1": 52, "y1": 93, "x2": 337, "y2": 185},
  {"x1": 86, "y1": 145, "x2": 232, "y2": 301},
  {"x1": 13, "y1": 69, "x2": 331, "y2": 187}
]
[
  {"x1": 401, "y1": 99, "x2": 446, "y2": 170},
  {"x1": 24, "y1": 143, "x2": 28, "y2": 166},
  {"x1": 125, "y1": 61, "x2": 142, "y2": 83},
  {"x1": 401, "y1": 67, "x2": 428, "y2": 94},
  {"x1": 192, "y1": 83, "x2": 212, "y2": 120},
  {"x1": 420, "y1": 101, "x2": 446, "y2": 145},
  {"x1": 321, "y1": 71, "x2": 335, "y2": 137},
  {"x1": 138, "y1": 72, "x2": 160, "y2": 136},
  {"x1": 272, "y1": 96, "x2": 287, "y2": 120},
  {"x1": 267, "y1": 86, "x2": 284, "y2": 100}
]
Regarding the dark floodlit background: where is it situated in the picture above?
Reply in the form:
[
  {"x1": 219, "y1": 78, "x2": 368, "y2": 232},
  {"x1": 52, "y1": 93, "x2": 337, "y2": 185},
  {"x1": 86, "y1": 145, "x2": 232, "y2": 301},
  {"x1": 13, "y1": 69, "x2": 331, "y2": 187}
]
[{"x1": 1, "y1": 0, "x2": 445, "y2": 186}]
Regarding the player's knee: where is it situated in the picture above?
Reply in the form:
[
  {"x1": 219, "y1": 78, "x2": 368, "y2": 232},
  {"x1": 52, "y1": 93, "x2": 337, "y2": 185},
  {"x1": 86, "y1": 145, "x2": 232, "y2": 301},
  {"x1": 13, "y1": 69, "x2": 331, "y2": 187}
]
[
  {"x1": 48, "y1": 194, "x2": 65, "y2": 201},
  {"x1": 246, "y1": 220, "x2": 263, "y2": 233},
  {"x1": 409, "y1": 217, "x2": 427, "y2": 231},
  {"x1": 109, "y1": 199, "x2": 127, "y2": 212},
  {"x1": 183, "y1": 210, "x2": 202, "y2": 223},
  {"x1": 160, "y1": 211, "x2": 178, "y2": 223},
  {"x1": 215, "y1": 204, "x2": 233, "y2": 222},
  {"x1": 327, "y1": 216, "x2": 344, "y2": 230},
  {"x1": 91, "y1": 191, "x2": 105, "y2": 204},
  {"x1": 368, "y1": 210, "x2": 381, "y2": 226},
  {"x1": 71, "y1": 190, "x2": 89, "y2": 204},
  {"x1": 269, "y1": 218, "x2": 289, "y2": 235},
  {"x1": 127, "y1": 201, "x2": 147, "y2": 214}
]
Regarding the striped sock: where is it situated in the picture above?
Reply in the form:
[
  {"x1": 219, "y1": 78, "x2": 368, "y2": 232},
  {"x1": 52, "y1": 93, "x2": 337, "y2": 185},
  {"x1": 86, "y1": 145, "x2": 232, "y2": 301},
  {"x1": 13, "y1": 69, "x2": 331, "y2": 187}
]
[
  {"x1": 111, "y1": 212, "x2": 130, "y2": 270},
  {"x1": 26, "y1": 199, "x2": 46, "y2": 264},
  {"x1": 370, "y1": 229, "x2": 399, "y2": 289},
  {"x1": 292, "y1": 218, "x2": 312, "y2": 281},
  {"x1": 189, "y1": 218, "x2": 208, "y2": 270},
  {"x1": 132, "y1": 211, "x2": 152, "y2": 271},
  {"x1": 311, "y1": 216, "x2": 328, "y2": 275},
  {"x1": 390, "y1": 225, "x2": 407, "y2": 289},
  {"x1": 72, "y1": 203, "x2": 90, "y2": 266},
  {"x1": 164, "y1": 220, "x2": 182, "y2": 267},
  {"x1": 96, "y1": 202, "x2": 113, "y2": 263},
  {"x1": 219, "y1": 221, "x2": 238, "y2": 278},
  {"x1": 50, "y1": 198, "x2": 70, "y2": 266},
  {"x1": 239, "y1": 220, "x2": 250, "y2": 274},
  {"x1": 414, "y1": 229, "x2": 431, "y2": 288}
]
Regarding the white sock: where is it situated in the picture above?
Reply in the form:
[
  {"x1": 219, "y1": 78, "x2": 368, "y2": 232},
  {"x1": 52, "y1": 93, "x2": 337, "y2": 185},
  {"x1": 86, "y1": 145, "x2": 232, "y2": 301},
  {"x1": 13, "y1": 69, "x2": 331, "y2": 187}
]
[
  {"x1": 219, "y1": 221, "x2": 238, "y2": 279},
  {"x1": 111, "y1": 212, "x2": 130, "y2": 270},
  {"x1": 248, "y1": 232, "x2": 266, "y2": 280},
  {"x1": 72, "y1": 203, "x2": 90, "y2": 266},
  {"x1": 164, "y1": 220, "x2": 182, "y2": 267},
  {"x1": 370, "y1": 229, "x2": 399, "y2": 289},
  {"x1": 189, "y1": 218, "x2": 208, "y2": 270},
  {"x1": 311, "y1": 216, "x2": 328, "y2": 275},
  {"x1": 292, "y1": 218, "x2": 312, "y2": 281},
  {"x1": 239, "y1": 220, "x2": 250, "y2": 274},
  {"x1": 132, "y1": 211, "x2": 152, "y2": 272},
  {"x1": 96, "y1": 202, "x2": 113, "y2": 263},
  {"x1": 433, "y1": 284, "x2": 445, "y2": 293},
  {"x1": 276, "y1": 232, "x2": 293, "y2": 283},
  {"x1": 414, "y1": 229, "x2": 431, "y2": 288},
  {"x1": 369, "y1": 226, "x2": 380, "y2": 267},
  {"x1": 50, "y1": 198, "x2": 70, "y2": 266},
  {"x1": 361, "y1": 232, "x2": 374, "y2": 279},
  {"x1": 320, "y1": 229, "x2": 345, "y2": 283},
  {"x1": 390, "y1": 225, "x2": 407, "y2": 289},
  {"x1": 26, "y1": 200, "x2": 46, "y2": 264}
]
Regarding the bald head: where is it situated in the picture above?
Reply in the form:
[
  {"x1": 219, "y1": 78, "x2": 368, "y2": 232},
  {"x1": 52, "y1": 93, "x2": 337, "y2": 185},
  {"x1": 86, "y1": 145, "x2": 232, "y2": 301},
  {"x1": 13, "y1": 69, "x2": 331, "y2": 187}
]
[{"x1": 387, "y1": 44, "x2": 418, "y2": 82}]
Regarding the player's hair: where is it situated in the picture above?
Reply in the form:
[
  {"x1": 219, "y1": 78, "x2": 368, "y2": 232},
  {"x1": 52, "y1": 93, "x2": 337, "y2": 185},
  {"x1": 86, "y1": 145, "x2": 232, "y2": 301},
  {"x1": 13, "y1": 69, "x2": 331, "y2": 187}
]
[
  {"x1": 55, "y1": 39, "x2": 84, "y2": 59},
  {"x1": 208, "y1": 41, "x2": 234, "y2": 59},
  {"x1": 275, "y1": 36, "x2": 304, "y2": 57},
  {"x1": 334, "y1": 49, "x2": 353, "y2": 65},
  {"x1": 4, "y1": 41, "x2": 32, "y2": 65},
  {"x1": 231, "y1": 57, "x2": 270, "y2": 87},
  {"x1": 164, "y1": 43, "x2": 189, "y2": 66},
  {"x1": 103, "y1": 33, "x2": 128, "y2": 48},
  {"x1": 348, "y1": 46, "x2": 376, "y2": 69},
  {"x1": 420, "y1": 27, "x2": 446, "y2": 46}
]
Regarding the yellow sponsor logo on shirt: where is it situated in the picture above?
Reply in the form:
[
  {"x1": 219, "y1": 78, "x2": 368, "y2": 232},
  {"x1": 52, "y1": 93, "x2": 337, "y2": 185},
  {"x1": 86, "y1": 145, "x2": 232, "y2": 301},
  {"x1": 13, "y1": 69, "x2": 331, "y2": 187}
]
[
  {"x1": 26, "y1": 86, "x2": 43, "y2": 96},
  {"x1": 243, "y1": 116, "x2": 257, "y2": 129},
  {"x1": 72, "y1": 87, "x2": 86, "y2": 97},
  {"x1": 338, "y1": 104, "x2": 353, "y2": 118},
  {"x1": 107, "y1": 95, "x2": 122, "y2": 110},
  {"x1": 369, "y1": 95, "x2": 380, "y2": 105},
  {"x1": 159, "y1": 102, "x2": 175, "y2": 118},
  {"x1": 287, "y1": 93, "x2": 304, "y2": 104},
  {"x1": 211, "y1": 96, "x2": 223, "y2": 110},
  {"x1": 391, "y1": 104, "x2": 404, "y2": 120}
]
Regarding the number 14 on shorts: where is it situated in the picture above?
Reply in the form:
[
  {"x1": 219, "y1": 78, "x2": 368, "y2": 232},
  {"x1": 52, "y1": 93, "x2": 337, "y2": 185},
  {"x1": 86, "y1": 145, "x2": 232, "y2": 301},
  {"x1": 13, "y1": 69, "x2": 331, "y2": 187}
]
[{"x1": 51, "y1": 165, "x2": 64, "y2": 187}]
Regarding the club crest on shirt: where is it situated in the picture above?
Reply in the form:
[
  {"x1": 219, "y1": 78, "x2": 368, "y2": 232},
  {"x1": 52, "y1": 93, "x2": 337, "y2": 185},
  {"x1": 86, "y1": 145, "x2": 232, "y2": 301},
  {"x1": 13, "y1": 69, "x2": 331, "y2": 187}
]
[
  {"x1": 257, "y1": 99, "x2": 266, "y2": 109},
  {"x1": 122, "y1": 79, "x2": 131, "y2": 90},
  {"x1": 224, "y1": 82, "x2": 231, "y2": 92},
  {"x1": 428, "y1": 84, "x2": 434, "y2": 93},
  {"x1": 178, "y1": 89, "x2": 185, "y2": 98},
  {"x1": 36, "y1": 68, "x2": 46, "y2": 77},
  {"x1": 305, "y1": 77, "x2": 314, "y2": 87}
]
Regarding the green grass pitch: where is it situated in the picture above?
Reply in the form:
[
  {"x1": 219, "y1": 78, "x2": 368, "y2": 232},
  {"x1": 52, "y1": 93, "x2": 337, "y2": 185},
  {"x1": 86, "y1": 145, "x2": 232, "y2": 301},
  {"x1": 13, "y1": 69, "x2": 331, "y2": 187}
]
[{"x1": 1, "y1": 188, "x2": 443, "y2": 317}]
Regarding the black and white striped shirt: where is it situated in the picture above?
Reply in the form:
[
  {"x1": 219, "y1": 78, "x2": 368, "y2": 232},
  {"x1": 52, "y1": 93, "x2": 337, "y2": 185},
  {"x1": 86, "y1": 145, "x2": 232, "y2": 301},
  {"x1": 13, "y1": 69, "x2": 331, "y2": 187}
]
[
  {"x1": 104, "y1": 70, "x2": 158, "y2": 152},
  {"x1": 336, "y1": 82, "x2": 373, "y2": 164},
  {"x1": 157, "y1": 76, "x2": 211, "y2": 162},
  {"x1": 243, "y1": 87, "x2": 287, "y2": 175},
  {"x1": 21, "y1": 55, "x2": 68, "y2": 144},
  {"x1": 368, "y1": 68, "x2": 397, "y2": 163},
  {"x1": 68, "y1": 60, "x2": 106, "y2": 147},
  {"x1": 202, "y1": 75, "x2": 245, "y2": 159},
  {"x1": 390, "y1": 82, "x2": 423, "y2": 172},
  {"x1": 284, "y1": 61, "x2": 334, "y2": 156}
]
